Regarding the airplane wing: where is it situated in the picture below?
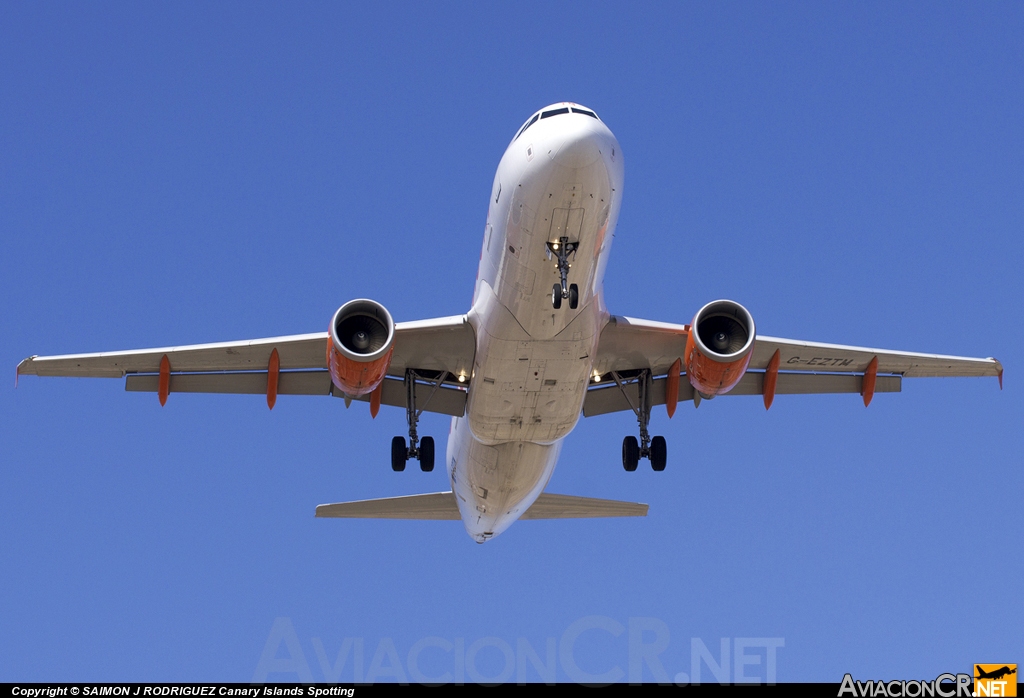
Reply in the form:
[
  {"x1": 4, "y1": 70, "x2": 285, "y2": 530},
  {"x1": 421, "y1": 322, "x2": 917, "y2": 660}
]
[
  {"x1": 585, "y1": 315, "x2": 1002, "y2": 416},
  {"x1": 17, "y1": 315, "x2": 476, "y2": 416},
  {"x1": 314, "y1": 491, "x2": 648, "y2": 519}
]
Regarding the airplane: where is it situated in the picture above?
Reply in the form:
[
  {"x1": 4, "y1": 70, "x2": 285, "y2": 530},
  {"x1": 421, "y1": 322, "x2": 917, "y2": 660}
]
[
  {"x1": 17, "y1": 102, "x2": 1003, "y2": 543},
  {"x1": 975, "y1": 666, "x2": 1016, "y2": 681}
]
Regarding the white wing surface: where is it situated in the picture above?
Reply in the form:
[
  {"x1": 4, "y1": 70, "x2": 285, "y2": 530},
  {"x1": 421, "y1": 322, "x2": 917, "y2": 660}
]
[
  {"x1": 585, "y1": 316, "x2": 1002, "y2": 416},
  {"x1": 17, "y1": 315, "x2": 476, "y2": 415},
  {"x1": 17, "y1": 314, "x2": 474, "y2": 379},
  {"x1": 750, "y1": 335, "x2": 1002, "y2": 378}
]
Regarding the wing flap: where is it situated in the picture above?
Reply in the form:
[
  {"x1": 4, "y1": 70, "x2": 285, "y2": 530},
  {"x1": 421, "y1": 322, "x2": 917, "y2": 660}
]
[
  {"x1": 754, "y1": 372, "x2": 901, "y2": 395},
  {"x1": 126, "y1": 371, "x2": 333, "y2": 396},
  {"x1": 340, "y1": 376, "x2": 466, "y2": 417},
  {"x1": 124, "y1": 372, "x2": 467, "y2": 416},
  {"x1": 584, "y1": 371, "x2": 901, "y2": 417}
]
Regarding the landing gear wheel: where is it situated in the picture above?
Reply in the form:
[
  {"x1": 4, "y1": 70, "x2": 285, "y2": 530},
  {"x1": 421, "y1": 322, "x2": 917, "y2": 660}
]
[
  {"x1": 551, "y1": 284, "x2": 562, "y2": 309},
  {"x1": 391, "y1": 436, "x2": 407, "y2": 472},
  {"x1": 419, "y1": 436, "x2": 435, "y2": 472},
  {"x1": 650, "y1": 435, "x2": 667, "y2": 471},
  {"x1": 569, "y1": 284, "x2": 579, "y2": 310},
  {"x1": 622, "y1": 436, "x2": 639, "y2": 472}
]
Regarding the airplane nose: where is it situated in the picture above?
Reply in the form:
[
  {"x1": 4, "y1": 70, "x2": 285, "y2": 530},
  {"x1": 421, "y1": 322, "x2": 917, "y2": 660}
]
[{"x1": 549, "y1": 121, "x2": 604, "y2": 168}]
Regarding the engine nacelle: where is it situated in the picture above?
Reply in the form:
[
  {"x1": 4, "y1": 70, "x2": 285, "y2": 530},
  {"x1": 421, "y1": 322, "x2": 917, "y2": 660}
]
[
  {"x1": 327, "y1": 299, "x2": 395, "y2": 397},
  {"x1": 684, "y1": 299, "x2": 756, "y2": 398}
]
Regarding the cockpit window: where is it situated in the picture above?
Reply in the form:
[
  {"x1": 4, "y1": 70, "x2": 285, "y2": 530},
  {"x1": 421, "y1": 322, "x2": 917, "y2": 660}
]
[
  {"x1": 515, "y1": 105, "x2": 600, "y2": 142},
  {"x1": 541, "y1": 107, "x2": 570, "y2": 119},
  {"x1": 514, "y1": 113, "x2": 539, "y2": 141}
]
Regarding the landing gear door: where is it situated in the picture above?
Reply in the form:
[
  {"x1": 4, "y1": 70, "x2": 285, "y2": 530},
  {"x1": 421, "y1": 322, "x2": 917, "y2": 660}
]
[{"x1": 548, "y1": 207, "x2": 584, "y2": 240}]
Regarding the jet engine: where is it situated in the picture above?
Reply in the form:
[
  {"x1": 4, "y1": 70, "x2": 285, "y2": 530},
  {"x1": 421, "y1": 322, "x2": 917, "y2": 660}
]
[
  {"x1": 327, "y1": 299, "x2": 395, "y2": 396},
  {"x1": 684, "y1": 300, "x2": 756, "y2": 398}
]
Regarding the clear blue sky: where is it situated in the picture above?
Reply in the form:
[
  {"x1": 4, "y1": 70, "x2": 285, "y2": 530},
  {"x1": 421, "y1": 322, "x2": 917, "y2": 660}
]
[{"x1": 2, "y1": 1, "x2": 1021, "y2": 683}]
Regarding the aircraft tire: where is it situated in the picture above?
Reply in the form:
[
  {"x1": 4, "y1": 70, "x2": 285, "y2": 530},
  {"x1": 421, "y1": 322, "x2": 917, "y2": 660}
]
[
  {"x1": 569, "y1": 284, "x2": 579, "y2": 310},
  {"x1": 419, "y1": 436, "x2": 435, "y2": 472},
  {"x1": 622, "y1": 436, "x2": 639, "y2": 471},
  {"x1": 650, "y1": 436, "x2": 667, "y2": 471},
  {"x1": 391, "y1": 436, "x2": 407, "y2": 472},
  {"x1": 552, "y1": 284, "x2": 562, "y2": 309}
]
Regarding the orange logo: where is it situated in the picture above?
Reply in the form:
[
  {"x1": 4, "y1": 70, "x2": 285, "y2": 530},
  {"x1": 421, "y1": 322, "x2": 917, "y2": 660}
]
[{"x1": 975, "y1": 665, "x2": 1017, "y2": 697}]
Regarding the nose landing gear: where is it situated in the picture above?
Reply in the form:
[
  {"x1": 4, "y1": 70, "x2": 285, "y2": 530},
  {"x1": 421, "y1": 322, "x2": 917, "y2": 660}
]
[
  {"x1": 551, "y1": 283, "x2": 579, "y2": 310},
  {"x1": 547, "y1": 236, "x2": 579, "y2": 310}
]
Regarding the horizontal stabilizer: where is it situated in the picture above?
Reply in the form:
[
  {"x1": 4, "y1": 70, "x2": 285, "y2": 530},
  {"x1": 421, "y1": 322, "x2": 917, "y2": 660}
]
[
  {"x1": 521, "y1": 493, "x2": 648, "y2": 518},
  {"x1": 315, "y1": 491, "x2": 648, "y2": 520},
  {"x1": 316, "y1": 492, "x2": 460, "y2": 520}
]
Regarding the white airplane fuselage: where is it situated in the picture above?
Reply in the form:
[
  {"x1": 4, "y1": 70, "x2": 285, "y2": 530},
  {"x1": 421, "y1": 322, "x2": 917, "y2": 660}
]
[{"x1": 446, "y1": 104, "x2": 624, "y2": 542}]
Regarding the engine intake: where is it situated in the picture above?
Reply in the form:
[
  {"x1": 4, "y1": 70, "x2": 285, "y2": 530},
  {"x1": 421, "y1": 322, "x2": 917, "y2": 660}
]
[
  {"x1": 327, "y1": 299, "x2": 395, "y2": 396},
  {"x1": 684, "y1": 299, "x2": 756, "y2": 398}
]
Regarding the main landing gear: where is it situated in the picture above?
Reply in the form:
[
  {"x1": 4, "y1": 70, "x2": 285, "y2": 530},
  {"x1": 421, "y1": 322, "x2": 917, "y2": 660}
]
[
  {"x1": 608, "y1": 369, "x2": 668, "y2": 472},
  {"x1": 391, "y1": 369, "x2": 448, "y2": 473},
  {"x1": 547, "y1": 236, "x2": 579, "y2": 310}
]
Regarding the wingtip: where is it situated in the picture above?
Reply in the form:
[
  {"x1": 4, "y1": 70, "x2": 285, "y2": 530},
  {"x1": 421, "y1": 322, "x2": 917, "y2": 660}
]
[
  {"x1": 15, "y1": 356, "x2": 37, "y2": 387},
  {"x1": 989, "y1": 357, "x2": 1003, "y2": 390}
]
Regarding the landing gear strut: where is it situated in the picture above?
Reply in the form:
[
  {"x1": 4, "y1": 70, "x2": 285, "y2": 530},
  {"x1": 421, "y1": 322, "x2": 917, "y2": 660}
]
[
  {"x1": 610, "y1": 369, "x2": 668, "y2": 472},
  {"x1": 547, "y1": 236, "x2": 579, "y2": 310},
  {"x1": 391, "y1": 369, "x2": 447, "y2": 472}
]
